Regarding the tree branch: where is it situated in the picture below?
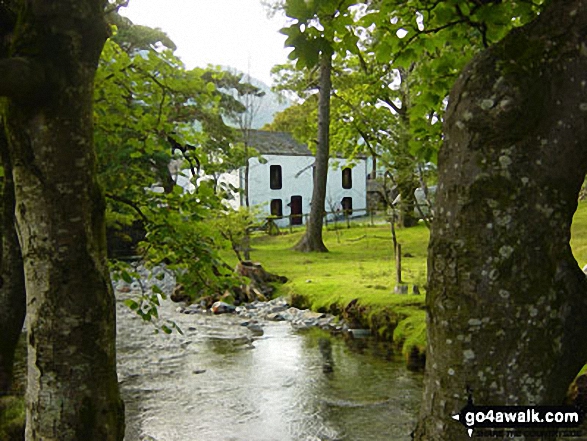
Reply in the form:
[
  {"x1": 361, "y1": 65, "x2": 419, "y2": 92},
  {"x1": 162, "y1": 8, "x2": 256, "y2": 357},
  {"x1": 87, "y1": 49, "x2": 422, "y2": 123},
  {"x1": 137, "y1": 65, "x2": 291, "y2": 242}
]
[
  {"x1": 0, "y1": 57, "x2": 45, "y2": 100},
  {"x1": 379, "y1": 93, "x2": 402, "y2": 115},
  {"x1": 105, "y1": 193, "x2": 149, "y2": 223}
]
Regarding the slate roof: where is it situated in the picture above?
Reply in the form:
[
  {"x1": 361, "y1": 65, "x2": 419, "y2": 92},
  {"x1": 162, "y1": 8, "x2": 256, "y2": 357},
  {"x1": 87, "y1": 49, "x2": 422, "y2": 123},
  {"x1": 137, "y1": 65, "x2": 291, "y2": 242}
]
[{"x1": 246, "y1": 130, "x2": 312, "y2": 156}]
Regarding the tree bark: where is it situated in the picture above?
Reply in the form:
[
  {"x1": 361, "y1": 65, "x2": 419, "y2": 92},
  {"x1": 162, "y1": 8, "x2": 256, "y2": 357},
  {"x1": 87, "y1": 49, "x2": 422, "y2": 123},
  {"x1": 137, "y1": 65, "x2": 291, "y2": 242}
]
[
  {"x1": 395, "y1": 67, "x2": 419, "y2": 228},
  {"x1": 414, "y1": 1, "x2": 587, "y2": 439},
  {"x1": 1, "y1": 1, "x2": 124, "y2": 439},
  {"x1": 294, "y1": 50, "x2": 331, "y2": 252},
  {"x1": 0, "y1": 126, "x2": 26, "y2": 396},
  {"x1": 396, "y1": 172, "x2": 419, "y2": 228}
]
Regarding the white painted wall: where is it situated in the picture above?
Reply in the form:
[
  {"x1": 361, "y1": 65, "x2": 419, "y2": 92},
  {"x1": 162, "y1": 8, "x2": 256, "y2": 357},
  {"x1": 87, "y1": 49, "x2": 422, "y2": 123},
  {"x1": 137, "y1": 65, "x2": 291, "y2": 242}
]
[
  {"x1": 247, "y1": 154, "x2": 368, "y2": 228},
  {"x1": 173, "y1": 154, "x2": 368, "y2": 227}
]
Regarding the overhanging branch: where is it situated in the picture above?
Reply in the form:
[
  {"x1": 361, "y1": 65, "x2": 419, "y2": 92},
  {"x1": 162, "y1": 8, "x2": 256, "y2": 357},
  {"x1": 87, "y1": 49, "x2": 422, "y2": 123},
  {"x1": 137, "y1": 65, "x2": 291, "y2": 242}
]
[
  {"x1": 105, "y1": 193, "x2": 149, "y2": 223},
  {"x1": 0, "y1": 57, "x2": 45, "y2": 100}
]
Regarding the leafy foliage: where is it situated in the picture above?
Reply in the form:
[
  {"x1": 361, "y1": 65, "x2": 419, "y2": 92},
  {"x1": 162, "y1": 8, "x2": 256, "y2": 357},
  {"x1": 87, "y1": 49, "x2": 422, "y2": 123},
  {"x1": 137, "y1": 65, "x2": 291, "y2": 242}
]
[
  {"x1": 212, "y1": 207, "x2": 261, "y2": 262},
  {"x1": 94, "y1": 24, "x2": 262, "y2": 322},
  {"x1": 269, "y1": 0, "x2": 546, "y2": 226},
  {"x1": 140, "y1": 186, "x2": 241, "y2": 299}
]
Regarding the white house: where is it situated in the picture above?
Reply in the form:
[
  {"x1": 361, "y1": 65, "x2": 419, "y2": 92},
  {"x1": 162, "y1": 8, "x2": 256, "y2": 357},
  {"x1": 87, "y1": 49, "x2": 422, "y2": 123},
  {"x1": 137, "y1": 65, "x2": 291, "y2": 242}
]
[{"x1": 243, "y1": 130, "x2": 368, "y2": 228}]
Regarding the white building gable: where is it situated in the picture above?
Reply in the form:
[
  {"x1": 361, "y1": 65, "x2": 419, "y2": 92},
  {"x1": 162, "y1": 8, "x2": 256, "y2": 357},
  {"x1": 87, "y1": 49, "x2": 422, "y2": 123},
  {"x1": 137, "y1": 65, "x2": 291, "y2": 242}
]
[{"x1": 244, "y1": 131, "x2": 368, "y2": 228}]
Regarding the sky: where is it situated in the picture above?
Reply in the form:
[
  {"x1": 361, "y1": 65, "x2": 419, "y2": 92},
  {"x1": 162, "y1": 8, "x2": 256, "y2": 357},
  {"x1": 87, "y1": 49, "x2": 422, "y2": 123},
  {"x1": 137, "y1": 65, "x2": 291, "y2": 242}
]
[{"x1": 120, "y1": 0, "x2": 292, "y2": 86}]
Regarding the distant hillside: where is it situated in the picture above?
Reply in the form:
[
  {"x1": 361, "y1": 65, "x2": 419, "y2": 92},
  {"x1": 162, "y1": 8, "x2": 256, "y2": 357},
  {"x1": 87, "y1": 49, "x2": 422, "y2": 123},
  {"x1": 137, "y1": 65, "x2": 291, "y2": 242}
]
[
  {"x1": 249, "y1": 77, "x2": 291, "y2": 129},
  {"x1": 221, "y1": 68, "x2": 292, "y2": 129}
]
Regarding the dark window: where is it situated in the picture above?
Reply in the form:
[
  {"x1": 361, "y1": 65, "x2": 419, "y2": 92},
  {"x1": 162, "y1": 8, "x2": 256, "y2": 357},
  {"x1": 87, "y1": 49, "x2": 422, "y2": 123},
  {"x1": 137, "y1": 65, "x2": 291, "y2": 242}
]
[
  {"x1": 342, "y1": 197, "x2": 353, "y2": 214},
  {"x1": 290, "y1": 195, "x2": 303, "y2": 225},
  {"x1": 270, "y1": 165, "x2": 282, "y2": 189},
  {"x1": 342, "y1": 167, "x2": 352, "y2": 189},
  {"x1": 270, "y1": 199, "x2": 283, "y2": 218}
]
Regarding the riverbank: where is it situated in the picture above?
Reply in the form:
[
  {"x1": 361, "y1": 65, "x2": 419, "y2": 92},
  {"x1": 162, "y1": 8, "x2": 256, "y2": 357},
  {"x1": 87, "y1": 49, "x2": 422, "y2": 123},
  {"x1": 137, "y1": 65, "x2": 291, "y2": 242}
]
[
  {"x1": 239, "y1": 200, "x2": 587, "y2": 372},
  {"x1": 238, "y1": 220, "x2": 430, "y2": 370}
]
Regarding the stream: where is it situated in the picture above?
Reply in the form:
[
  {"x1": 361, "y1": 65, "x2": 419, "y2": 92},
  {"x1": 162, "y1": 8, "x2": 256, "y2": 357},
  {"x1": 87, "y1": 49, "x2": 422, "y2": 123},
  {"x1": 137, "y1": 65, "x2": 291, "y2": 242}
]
[{"x1": 116, "y1": 288, "x2": 423, "y2": 441}]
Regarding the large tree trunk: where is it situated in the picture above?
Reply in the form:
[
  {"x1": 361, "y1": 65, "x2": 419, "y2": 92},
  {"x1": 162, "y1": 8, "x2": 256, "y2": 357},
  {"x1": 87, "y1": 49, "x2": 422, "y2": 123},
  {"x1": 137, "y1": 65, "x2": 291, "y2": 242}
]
[
  {"x1": 0, "y1": 0, "x2": 26, "y2": 400},
  {"x1": 294, "y1": 50, "x2": 331, "y2": 252},
  {"x1": 1, "y1": 1, "x2": 125, "y2": 439},
  {"x1": 0, "y1": 127, "x2": 26, "y2": 395},
  {"x1": 414, "y1": 1, "x2": 587, "y2": 439}
]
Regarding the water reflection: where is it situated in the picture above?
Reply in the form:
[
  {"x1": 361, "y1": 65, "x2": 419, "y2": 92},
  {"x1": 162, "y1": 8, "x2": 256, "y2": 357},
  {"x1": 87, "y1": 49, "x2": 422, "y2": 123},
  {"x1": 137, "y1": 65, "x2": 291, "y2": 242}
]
[{"x1": 116, "y1": 296, "x2": 422, "y2": 441}]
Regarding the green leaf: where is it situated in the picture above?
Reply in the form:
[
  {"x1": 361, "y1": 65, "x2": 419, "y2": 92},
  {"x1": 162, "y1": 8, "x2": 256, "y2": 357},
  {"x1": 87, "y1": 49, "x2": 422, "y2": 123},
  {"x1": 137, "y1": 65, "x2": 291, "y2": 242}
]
[
  {"x1": 150, "y1": 293, "x2": 160, "y2": 305},
  {"x1": 375, "y1": 41, "x2": 393, "y2": 64},
  {"x1": 121, "y1": 270, "x2": 133, "y2": 284},
  {"x1": 124, "y1": 299, "x2": 139, "y2": 310},
  {"x1": 434, "y1": 3, "x2": 456, "y2": 24},
  {"x1": 284, "y1": 0, "x2": 313, "y2": 21},
  {"x1": 394, "y1": 47, "x2": 417, "y2": 68}
]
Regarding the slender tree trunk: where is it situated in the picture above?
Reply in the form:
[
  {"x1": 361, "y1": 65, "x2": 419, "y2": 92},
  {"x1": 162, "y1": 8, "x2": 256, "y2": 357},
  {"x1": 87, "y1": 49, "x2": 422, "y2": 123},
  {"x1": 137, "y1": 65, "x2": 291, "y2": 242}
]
[
  {"x1": 414, "y1": 1, "x2": 587, "y2": 439},
  {"x1": 395, "y1": 67, "x2": 419, "y2": 228},
  {"x1": 244, "y1": 142, "x2": 250, "y2": 208},
  {"x1": 396, "y1": 173, "x2": 418, "y2": 228},
  {"x1": 1, "y1": 1, "x2": 124, "y2": 439},
  {"x1": 294, "y1": 50, "x2": 331, "y2": 252},
  {"x1": 0, "y1": 126, "x2": 26, "y2": 396},
  {"x1": 243, "y1": 135, "x2": 251, "y2": 260}
]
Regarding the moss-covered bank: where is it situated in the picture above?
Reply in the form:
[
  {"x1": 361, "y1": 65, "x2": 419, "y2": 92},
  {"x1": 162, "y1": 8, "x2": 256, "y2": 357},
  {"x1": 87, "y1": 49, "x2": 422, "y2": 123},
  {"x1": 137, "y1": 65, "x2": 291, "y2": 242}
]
[
  {"x1": 239, "y1": 220, "x2": 430, "y2": 370},
  {"x1": 288, "y1": 290, "x2": 427, "y2": 370},
  {"x1": 241, "y1": 200, "x2": 587, "y2": 374}
]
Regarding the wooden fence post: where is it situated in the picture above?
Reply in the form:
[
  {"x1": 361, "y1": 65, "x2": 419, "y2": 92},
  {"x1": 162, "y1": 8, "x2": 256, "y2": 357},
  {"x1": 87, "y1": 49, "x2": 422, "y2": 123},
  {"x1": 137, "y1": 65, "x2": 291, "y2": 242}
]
[{"x1": 395, "y1": 243, "x2": 402, "y2": 284}]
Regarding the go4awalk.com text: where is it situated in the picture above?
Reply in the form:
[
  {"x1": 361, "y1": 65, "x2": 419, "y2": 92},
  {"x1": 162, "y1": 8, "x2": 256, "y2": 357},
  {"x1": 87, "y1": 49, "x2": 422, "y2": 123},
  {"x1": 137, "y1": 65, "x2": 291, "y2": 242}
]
[{"x1": 452, "y1": 405, "x2": 584, "y2": 437}]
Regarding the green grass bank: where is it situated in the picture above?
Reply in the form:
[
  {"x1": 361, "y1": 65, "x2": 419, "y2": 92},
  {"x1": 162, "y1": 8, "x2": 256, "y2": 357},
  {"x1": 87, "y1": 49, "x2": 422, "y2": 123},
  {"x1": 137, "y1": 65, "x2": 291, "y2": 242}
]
[
  {"x1": 244, "y1": 201, "x2": 587, "y2": 371},
  {"x1": 244, "y1": 219, "x2": 429, "y2": 369}
]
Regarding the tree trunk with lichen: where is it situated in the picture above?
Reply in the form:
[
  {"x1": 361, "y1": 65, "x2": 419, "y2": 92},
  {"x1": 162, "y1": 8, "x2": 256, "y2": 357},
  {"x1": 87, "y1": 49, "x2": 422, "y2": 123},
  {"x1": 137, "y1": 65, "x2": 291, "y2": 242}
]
[
  {"x1": 294, "y1": 50, "x2": 331, "y2": 253},
  {"x1": 1, "y1": 1, "x2": 124, "y2": 439},
  {"x1": 0, "y1": 0, "x2": 26, "y2": 399},
  {"x1": 0, "y1": 127, "x2": 26, "y2": 396},
  {"x1": 414, "y1": 1, "x2": 587, "y2": 439}
]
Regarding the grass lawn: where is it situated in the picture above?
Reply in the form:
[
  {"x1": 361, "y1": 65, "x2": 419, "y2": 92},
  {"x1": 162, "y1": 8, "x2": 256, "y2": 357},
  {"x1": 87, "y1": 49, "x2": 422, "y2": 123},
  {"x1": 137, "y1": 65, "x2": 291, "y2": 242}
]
[
  {"x1": 233, "y1": 200, "x2": 587, "y2": 367},
  {"x1": 249, "y1": 221, "x2": 428, "y2": 309}
]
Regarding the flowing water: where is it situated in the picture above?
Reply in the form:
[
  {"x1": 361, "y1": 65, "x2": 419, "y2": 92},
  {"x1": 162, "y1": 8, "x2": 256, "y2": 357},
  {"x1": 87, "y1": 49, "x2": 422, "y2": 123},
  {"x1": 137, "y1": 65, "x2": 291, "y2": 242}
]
[{"x1": 116, "y1": 293, "x2": 423, "y2": 441}]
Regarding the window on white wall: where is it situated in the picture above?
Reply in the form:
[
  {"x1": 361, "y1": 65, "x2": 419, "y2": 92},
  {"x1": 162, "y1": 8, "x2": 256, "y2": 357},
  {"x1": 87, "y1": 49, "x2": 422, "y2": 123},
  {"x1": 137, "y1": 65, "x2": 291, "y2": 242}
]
[
  {"x1": 270, "y1": 199, "x2": 283, "y2": 217},
  {"x1": 342, "y1": 197, "x2": 353, "y2": 214},
  {"x1": 270, "y1": 165, "x2": 282, "y2": 189},
  {"x1": 342, "y1": 167, "x2": 352, "y2": 189}
]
